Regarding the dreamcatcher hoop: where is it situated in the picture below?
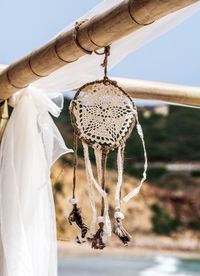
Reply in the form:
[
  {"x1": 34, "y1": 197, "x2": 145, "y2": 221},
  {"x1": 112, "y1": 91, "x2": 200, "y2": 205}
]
[
  {"x1": 70, "y1": 78, "x2": 137, "y2": 152},
  {"x1": 67, "y1": 44, "x2": 147, "y2": 249}
]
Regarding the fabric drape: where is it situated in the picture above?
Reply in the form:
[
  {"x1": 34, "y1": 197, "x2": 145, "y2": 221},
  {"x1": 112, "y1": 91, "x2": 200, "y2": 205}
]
[{"x1": 0, "y1": 87, "x2": 72, "y2": 276}]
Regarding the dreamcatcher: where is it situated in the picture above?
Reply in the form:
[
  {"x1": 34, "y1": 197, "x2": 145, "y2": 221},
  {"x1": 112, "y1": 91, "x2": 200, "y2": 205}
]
[{"x1": 68, "y1": 46, "x2": 147, "y2": 249}]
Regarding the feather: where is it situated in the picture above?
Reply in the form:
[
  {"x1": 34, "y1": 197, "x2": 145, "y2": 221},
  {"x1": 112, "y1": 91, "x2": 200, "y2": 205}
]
[
  {"x1": 91, "y1": 222, "x2": 106, "y2": 250},
  {"x1": 68, "y1": 204, "x2": 88, "y2": 240},
  {"x1": 113, "y1": 218, "x2": 132, "y2": 246}
]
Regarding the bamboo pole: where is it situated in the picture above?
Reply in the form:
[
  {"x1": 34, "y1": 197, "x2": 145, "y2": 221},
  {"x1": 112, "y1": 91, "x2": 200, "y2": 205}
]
[
  {"x1": 2, "y1": 63, "x2": 200, "y2": 107},
  {"x1": 0, "y1": 0, "x2": 198, "y2": 100},
  {"x1": 115, "y1": 77, "x2": 200, "y2": 107}
]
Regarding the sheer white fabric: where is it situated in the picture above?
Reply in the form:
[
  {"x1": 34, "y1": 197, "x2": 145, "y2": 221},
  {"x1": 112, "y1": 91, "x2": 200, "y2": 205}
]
[
  {"x1": 0, "y1": 1, "x2": 200, "y2": 276},
  {"x1": 0, "y1": 87, "x2": 72, "y2": 276}
]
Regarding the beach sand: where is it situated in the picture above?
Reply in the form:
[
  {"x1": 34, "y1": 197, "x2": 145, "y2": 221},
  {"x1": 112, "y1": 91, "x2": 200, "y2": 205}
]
[{"x1": 58, "y1": 236, "x2": 200, "y2": 260}]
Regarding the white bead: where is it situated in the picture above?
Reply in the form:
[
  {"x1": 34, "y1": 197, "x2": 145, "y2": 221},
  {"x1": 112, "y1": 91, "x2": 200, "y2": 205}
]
[
  {"x1": 69, "y1": 197, "x2": 78, "y2": 205},
  {"x1": 97, "y1": 216, "x2": 104, "y2": 223},
  {"x1": 114, "y1": 211, "x2": 124, "y2": 220}
]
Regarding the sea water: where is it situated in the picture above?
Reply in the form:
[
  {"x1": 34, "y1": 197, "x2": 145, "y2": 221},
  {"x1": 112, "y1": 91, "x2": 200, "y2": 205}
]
[{"x1": 58, "y1": 255, "x2": 200, "y2": 276}]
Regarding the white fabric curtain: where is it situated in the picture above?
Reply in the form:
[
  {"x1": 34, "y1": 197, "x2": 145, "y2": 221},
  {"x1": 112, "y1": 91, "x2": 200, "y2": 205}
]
[
  {"x1": 0, "y1": 1, "x2": 200, "y2": 276},
  {"x1": 0, "y1": 87, "x2": 72, "y2": 276}
]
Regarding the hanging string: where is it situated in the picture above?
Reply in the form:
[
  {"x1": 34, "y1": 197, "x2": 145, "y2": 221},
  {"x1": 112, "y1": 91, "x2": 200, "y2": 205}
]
[
  {"x1": 68, "y1": 133, "x2": 88, "y2": 243},
  {"x1": 113, "y1": 143, "x2": 132, "y2": 246},
  {"x1": 83, "y1": 142, "x2": 106, "y2": 236},
  {"x1": 94, "y1": 148, "x2": 111, "y2": 241},
  {"x1": 115, "y1": 144, "x2": 125, "y2": 210},
  {"x1": 72, "y1": 132, "x2": 78, "y2": 199},
  {"x1": 83, "y1": 143, "x2": 107, "y2": 197},
  {"x1": 102, "y1": 46, "x2": 110, "y2": 82},
  {"x1": 100, "y1": 151, "x2": 107, "y2": 216},
  {"x1": 83, "y1": 142, "x2": 111, "y2": 246},
  {"x1": 123, "y1": 108, "x2": 148, "y2": 202},
  {"x1": 84, "y1": 143, "x2": 98, "y2": 236},
  {"x1": 95, "y1": 148, "x2": 103, "y2": 186},
  {"x1": 94, "y1": 148, "x2": 104, "y2": 215},
  {"x1": 95, "y1": 45, "x2": 110, "y2": 82}
]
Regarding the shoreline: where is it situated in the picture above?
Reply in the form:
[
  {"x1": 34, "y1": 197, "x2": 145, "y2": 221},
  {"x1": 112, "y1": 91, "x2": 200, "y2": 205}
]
[{"x1": 58, "y1": 241, "x2": 200, "y2": 260}]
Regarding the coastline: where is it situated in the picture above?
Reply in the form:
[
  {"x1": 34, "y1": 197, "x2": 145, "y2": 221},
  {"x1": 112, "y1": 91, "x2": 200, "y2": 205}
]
[{"x1": 58, "y1": 236, "x2": 200, "y2": 260}]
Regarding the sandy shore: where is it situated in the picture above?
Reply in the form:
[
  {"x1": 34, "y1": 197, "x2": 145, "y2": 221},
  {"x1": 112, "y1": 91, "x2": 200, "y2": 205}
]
[{"x1": 58, "y1": 234, "x2": 200, "y2": 260}]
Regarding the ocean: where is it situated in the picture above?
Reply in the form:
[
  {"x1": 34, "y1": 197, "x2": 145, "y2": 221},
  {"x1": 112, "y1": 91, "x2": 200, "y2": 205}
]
[{"x1": 58, "y1": 255, "x2": 200, "y2": 276}]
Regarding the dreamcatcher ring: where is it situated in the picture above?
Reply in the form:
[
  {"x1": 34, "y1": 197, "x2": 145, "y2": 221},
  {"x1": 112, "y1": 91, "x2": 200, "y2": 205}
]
[
  {"x1": 67, "y1": 43, "x2": 147, "y2": 249},
  {"x1": 70, "y1": 79, "x2": 137, "y2": 152}
]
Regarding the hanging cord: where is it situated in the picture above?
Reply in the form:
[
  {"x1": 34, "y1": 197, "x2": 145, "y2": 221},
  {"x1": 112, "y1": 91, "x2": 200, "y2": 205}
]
[
  {"x1": 102, "y1": 46, "x2": 110, "y2": 82},
  {"x1": 101, "y1": 151, "x2": 107, "y2": 216},
  {"x1": 95, "y1": 45, "x2": 111, "y2": 83},
  {"x1": 92, "y1": 150, "x2": 109, "y2": 250},
  {"x1": 68, "y1": 133, "x2": 88, "y2": 243},
  {"x1": 72, "y1": 133, "x2": 78, "y2": 199},
  {"x1": 95, "y1": 148, "x2": 104, "y2": 215},
  {"x1": 113, "y1": 144, "x2": 132, "y2": 246},
  {"x1": 82, "y1": 142, "x2": 106, "y2": 237},
  {"x1": 123, "y1": 108, "x2": 148, "y2": 202},
  {"x1": 82, "y1": 142, "x2": 97, "y2": 236},
  {"x1": 83, "y1": 143, "x2": 110, "y2": 225},
  {"x1": 52, "y1": 132, "x2": 84, "y2": 243},
  {"x1": 94, "y1": 148, "x2": 111, "y2": 238},
  {"x1": 83, "y1": 143, "x2": 107, "y2": 197},
  {"x1": 115, "y1": 144, "x2": 125, "y2": 210},
  {"x1": 92, "y1": 149, "x2": 109, "y2": 250},
  {"x1": 101, "y1": 150, "x2": 112, "y2": 242},
  {"x1": 83, "y1": 144, "x2": 111, "y2": 249}
]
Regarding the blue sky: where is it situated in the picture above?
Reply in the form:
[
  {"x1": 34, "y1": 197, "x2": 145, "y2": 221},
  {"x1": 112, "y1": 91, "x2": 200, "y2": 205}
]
[{"x1": 1, "y1": 0, "x2": 200, "y2": 87}]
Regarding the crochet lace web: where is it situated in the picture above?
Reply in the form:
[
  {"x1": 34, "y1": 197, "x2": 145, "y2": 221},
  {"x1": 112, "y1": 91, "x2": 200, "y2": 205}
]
[{"x1": 70, "y1": 80, "x2": 136, "y2": 149}]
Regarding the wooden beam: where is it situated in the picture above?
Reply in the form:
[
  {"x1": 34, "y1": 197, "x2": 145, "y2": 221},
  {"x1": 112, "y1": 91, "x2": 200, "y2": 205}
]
[
  {"x1": 0, "y1": 0, "x2": 198, "y2": 100},
  {"x1": 115, "y1": 77, "x2": 200, "y2": 107}
]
